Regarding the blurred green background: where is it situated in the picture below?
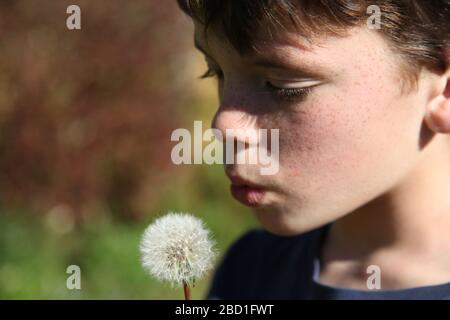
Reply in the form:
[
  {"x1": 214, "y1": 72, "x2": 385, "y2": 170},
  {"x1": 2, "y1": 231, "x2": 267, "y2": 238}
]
[{"x1": 0, "y1": 1, "x2": 257, "y2": 299}]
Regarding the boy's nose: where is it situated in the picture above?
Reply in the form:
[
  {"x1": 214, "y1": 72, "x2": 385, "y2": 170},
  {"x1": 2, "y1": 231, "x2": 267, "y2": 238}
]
[{"x1": 211, "y1": 107, "x2": 260, "y2": 145}]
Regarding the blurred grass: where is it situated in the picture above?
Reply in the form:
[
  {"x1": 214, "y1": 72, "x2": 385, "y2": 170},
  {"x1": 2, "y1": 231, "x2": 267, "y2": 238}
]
[{"x1": 0, "y1": 164, "x2": 258, "y2": 299}]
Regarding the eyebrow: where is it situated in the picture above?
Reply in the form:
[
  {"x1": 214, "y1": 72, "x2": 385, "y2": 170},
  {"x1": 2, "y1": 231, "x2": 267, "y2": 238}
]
[{"x1": 194, "y1": 36, "x2": 326, "y2": 78}]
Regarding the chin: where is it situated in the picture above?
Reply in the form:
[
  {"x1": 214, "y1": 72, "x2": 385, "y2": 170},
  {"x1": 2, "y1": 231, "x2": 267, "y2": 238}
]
[{"x1": 253, "y1": 206, "x2": 320, "y2": 237}]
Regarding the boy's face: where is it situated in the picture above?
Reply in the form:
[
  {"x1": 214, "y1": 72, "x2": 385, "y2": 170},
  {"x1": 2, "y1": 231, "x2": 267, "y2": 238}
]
[{"x1": 194, "y1": 23, "x2": 437, "y2": 236}]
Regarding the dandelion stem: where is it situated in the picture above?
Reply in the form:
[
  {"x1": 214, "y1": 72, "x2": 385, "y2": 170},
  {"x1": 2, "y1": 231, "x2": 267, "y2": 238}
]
[{"x1": 183, "y1": 281, "x2": 191, "y2": 300}]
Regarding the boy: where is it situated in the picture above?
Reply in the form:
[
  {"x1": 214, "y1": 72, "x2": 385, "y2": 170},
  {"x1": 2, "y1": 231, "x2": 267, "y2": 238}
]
[{"x1": 177, "y1": 0, "x2": 450, "y2": 299}]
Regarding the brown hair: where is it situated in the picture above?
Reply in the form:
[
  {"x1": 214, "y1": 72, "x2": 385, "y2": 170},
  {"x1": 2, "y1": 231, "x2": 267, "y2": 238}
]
[{"x1": 177, "y1": 0, "x2": 450, "y2": 89}]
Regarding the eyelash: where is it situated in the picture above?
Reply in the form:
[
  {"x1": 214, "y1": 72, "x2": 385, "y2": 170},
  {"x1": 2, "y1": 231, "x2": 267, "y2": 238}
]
[
  {"x1": 199, "y1": 67, "x2": 312, "y2": 102},
  {"x1": 265, "y1": 81, "x2": 312, "y2": 102},
  {"x1": 199, "y1": 67, "x2": 224, "y2": 80}
]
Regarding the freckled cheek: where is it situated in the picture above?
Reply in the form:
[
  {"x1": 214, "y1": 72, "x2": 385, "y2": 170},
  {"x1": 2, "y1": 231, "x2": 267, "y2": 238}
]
[
  {"x1": 280, "y1": 131, "x2": 339, "y2": 178},
  {"x1": 276, "y1": 98, "x2": 378, "y2": 180}
]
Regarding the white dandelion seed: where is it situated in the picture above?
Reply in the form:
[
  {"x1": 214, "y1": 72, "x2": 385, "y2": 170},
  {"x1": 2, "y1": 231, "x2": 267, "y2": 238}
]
[{"x1": 139, "y1": 212, "x2": 217, "y2": 292}]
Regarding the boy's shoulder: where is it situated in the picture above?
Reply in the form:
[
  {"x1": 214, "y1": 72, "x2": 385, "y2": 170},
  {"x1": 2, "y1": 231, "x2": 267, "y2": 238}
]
[{"x1": 207, "y1": 225, "x2": 329, "y2": 299}]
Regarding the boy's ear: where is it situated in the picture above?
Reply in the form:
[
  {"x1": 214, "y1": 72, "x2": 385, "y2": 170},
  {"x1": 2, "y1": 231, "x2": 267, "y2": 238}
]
[{"x1": 424, "y1": 66, "x2": 450, "y2": 133}]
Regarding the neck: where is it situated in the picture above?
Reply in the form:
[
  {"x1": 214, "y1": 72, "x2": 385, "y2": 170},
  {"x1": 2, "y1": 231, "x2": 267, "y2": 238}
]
[{"x1": 329, "y1": 134, "x2": 450, "y2": 257}]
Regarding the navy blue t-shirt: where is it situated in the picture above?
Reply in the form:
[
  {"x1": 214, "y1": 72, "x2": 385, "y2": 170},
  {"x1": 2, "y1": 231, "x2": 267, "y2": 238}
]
[{"x1": 207, "y1": 225, "x2": 450, "y2": 299}]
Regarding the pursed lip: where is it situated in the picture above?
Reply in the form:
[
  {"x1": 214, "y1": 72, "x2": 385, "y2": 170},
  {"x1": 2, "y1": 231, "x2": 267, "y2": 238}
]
[
  {"x1": 225, "y1": 171, "x2": 267, "y2": 207},
  {"x1": 225, "y1": 171, "x2": 265, "y2": 189}
]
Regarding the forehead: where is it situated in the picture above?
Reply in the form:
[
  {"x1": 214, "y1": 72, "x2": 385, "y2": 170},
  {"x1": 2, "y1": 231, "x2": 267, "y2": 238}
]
[
  {"x1": 193, "y1": 22, "x2": 390, "y2": 77},
  {"x1": 193, "y1": 24, "x2": 325, "y2": 75},
  {"x1": 193, "y1": 19, "x2": 316, "y2": 58}
]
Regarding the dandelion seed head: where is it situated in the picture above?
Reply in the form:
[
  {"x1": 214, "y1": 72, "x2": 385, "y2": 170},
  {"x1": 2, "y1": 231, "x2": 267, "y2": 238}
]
[{"x1": 139, "y1": 212, "x2": 217, "y2": 287}]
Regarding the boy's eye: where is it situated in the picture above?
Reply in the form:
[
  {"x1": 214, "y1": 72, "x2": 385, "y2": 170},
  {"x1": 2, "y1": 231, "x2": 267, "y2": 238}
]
[
  {"x1": 199, "y1": 66, "x2": 224, "y2": 80},
  {"x1": 265, "y1": 82, "x2": 311, "y2": 102},
  {"x1": 265, "y1": 80, "x2": 318, "y2": 102},
  {"x1": 198, "y1": 68, "x2": 317, "y2": 103}
]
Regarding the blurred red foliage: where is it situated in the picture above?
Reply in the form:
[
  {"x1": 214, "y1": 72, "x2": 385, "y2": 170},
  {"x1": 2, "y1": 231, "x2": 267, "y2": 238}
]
[{"x1": 0, "y1": 1, "x2": 194, "y2": 220}]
